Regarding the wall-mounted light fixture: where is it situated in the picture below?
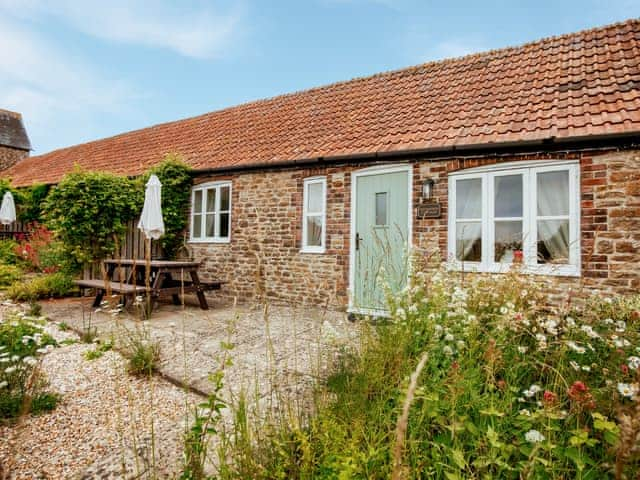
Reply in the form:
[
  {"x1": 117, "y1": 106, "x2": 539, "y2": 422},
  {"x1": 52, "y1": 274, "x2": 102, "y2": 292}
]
[{"x1": 422, "y1": 178, "x2": 435, "y2": 201}]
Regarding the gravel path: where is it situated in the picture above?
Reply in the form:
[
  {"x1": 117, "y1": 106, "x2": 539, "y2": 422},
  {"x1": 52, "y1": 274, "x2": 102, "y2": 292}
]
[{"x1": 0, "y1": 305, "x2": 201, "y2": 479}]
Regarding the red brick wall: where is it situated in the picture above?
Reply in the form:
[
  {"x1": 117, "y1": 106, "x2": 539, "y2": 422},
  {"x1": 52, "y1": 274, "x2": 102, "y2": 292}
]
[{"x1": 190, "y1": 148, "x2": 640, "y2": 308}]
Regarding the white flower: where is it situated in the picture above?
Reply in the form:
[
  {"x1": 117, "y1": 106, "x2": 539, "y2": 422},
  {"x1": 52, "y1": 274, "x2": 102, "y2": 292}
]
[
  {"x1": 628, "y1": 356, "x2": 640, "y2": 370},
  {"x1": 615, "y1": 321, "x2": 626, "y2": 333},
  {"x1": 499, "y1": 306, "x2": 508, "y2": 315},
  {"x1": 467, "y1": 314, "x2": 477, "y2": 322},
  {"x1": 523, "y1": 384, "x2": 542, "y2": 398},
  {"x1": 395, "y1": 308, "x2": 406, "y2": 320},
  {"x1": 456, "y1": 340, "x2": 466, "y2": 350},
  {"x1": 614, "y1": 337, "x2": 631, "y2": 348},
  {"x1": 444, "y1": 333, "x2": 455, "y2": 342},
  {"x1": 442, "y1": 345, "x2": 454, "y2": 356},
  {"x1": 4, "y1": 366, "x2": 17, "y2": 374},
  {"x1": 525, "y1": 429, "x2": 545, "y2": 443},
  {"x1": 434, "y1": 324, "x2": 443, "y2": 333},
  {"x1": 408, "y1": 304, "x2": 418, "y2": 314},
  {"x1": 617, "y1": 383, "x2": 639, "y2": 398},
  {"x1": 544, "y1": 319, "x2": 559, "y2": 336},
  {"x1": 604, "y1": 318, "x2": 614, "y2": 325},
  {"x1": 0, "y1": 381, "x2": 7, "y2": 389},
  {"x1": 582, "y1": 365, "x2": 591, "y2": 372},
  {"x1": 569, "y1": 360, "x2": 581, "y2": 371},
  {"x1": 566, "y1": 341, "x2": 586, "y2": 354},
  {"x1": 604, "y1": 297, "x2": 613, "y2": 304},
  {"x1": 581, "y1": 325, "x2": 600, "y2": 339},
  {"x1": 517, "y1": 346, "x2": 528, "y2": 354},
  {"x1": 11, "y1": 355, "x2": 19, "y2": 362},
  {"x1": 519, "y1": 409, "x2": 531, "y2": 416},
  {"x1": 565, "y1": 316, "x2": 576, "y2": 328},
  {"x1": 22, "y1": 356, "x2": 37, "y2": 366}
]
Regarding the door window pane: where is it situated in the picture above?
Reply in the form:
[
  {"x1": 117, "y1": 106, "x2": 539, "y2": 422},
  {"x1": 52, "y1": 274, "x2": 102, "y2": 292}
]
[
  {"x1": 537, "y1": 219, "x2": 570, "y2": 264},
  {"x1": 206, "y1": 189, "x2": 216, "y2": 212},
  {"x1": 537, "y1": 171, "x2": 569, "y2": 216},
  {"x1": 307, "y1": 182, "x2": 323, "y2": 213},
  {"x1": 375, "y1": 192, "x2": 388, "y2": 226},
  {"x1": 456, "y1": 222, "x2": 482, "y2": 261},
  {"x1": 456, "y1": 178, "x2": 482, "y2": 219},
  {"x1": 306, "y1": 216, "x2": 322, "y2": 246},
  {"x1": 193, "y1": 190, "x2": 203, "y2": 213},
  {"x1": 220, "y1": 186, "x2": 230, "y2": 211},
  {"x1": 494, "y1": 220, "x2": 523, "y2": 263},
  {"x1": 495, "y1": 175, "x2": 523, "y2": 217}
]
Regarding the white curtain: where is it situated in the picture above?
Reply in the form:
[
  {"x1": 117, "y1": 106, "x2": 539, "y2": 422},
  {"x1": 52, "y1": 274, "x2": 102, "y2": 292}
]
[{"x1": 537, "y1": 171, "x2": 569, "y2": 262}]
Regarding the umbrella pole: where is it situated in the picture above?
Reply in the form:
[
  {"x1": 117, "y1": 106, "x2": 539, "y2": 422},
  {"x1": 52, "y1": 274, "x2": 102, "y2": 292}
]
[{"x1": 145, "y1": 237, "x2": 151, "y2": 318}]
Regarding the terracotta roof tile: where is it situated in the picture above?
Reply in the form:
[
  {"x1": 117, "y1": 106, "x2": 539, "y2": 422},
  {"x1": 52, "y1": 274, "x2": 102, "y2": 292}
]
[{"x1": 6, "y1": 18, "x2": 640, "y2": 187}]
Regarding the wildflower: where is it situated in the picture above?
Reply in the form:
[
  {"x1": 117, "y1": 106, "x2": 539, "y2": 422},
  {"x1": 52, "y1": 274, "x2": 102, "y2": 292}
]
[
  {"x1": 444, "y1": 333, "x2": 455, "y2": 342},
  {"x1": 567, "y1": 341, "x2": 586, "y2": 354},
  {"x1": 615, "y1": 321, "x2": 626, "y2": 333},
  {"x1": 617, "y1": 383, "x2": 639, "y2": 398},
  {"x1": 614, "y1": 337, "x2": 631, "y2": 348},
  {"x1": 544, "y1": 319, "x2": 559, "y2": 336},
  {"x1": 517, "y1": 346, "x2": 528, "y2": 354},
  {"x1": 582, "y1": 365, "x2": 591, "y2": 372},
  {"x1": 523, "y1": 384, "x2": 542, "y2": 398},
  {"x1": 543, "y1": 390, "x2": 557, "y2": 405},
  {"x1": 408, "y1": 304, "x2": 418, "y2": 314},
  {"x1": 604, "y1": 318, "x2": 614, "y2": 325},
  {"x1": 442, "y1": 346, "x2": 454, "y2": 356},
  {"x1": 581, "y1": 325, "x2": 600, "y2": 339},
  {"x1": 0, "y1": 381, "x2": 7, "y2": 389},
  {"x1": 11, "y1": 355, "x2": 19, "y2": 362},
  {"x1": 519, "y1": 409, "x2": 531, "y2": 416},
  {"x1": 499, "y1": 306, "x2": 508, "y2": 315},
  {"x1": 395, "y1": 308, "x2": 406, "y2": 320},
  {"x1": 570, "y1": 361, "x2": 581, "y2": 371},
  {"x1": 525, "y1": 429, "x2": 545, "y2": 443},
  {"x1": 22, "y1": 356, "x2": 37, "y2": 366},
  {"x1": 628, "y1": 356, "x2": 640, "y2": 370},
  {"x1": 4, "y1": 366, "x2": 17, "y2": 374},
  {"x1": 568, "y1": 381, "x2": 596, "y2": 410},
  {"x1": 621, "y1": 364, "x2": 630, "y2": 375},
  {"x1": 456, "y1": 340, "x2": 465, "y2": 350},
  {"x1": 565, "y1": 316, "x2": 576, "y2": 328}
]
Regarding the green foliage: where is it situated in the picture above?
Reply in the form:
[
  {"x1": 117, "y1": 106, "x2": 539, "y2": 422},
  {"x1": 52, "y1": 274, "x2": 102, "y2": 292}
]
[
  {"x1": 0, "y1": 264, "x2": 22, "y2": 287},
  {"x1": 43, "y1": 168, "x2": 142, "y2": 265},
  {"x1": 83, "y1": 339, "x2": 113, "y2": 360},
  {"x1": 0, "y1": 239, "x2": 19, "y2": 265},
  {"x1": 216, "y1": 270, "x2": 640, "y2": 479},
  {"x1": 142, "y1": 155, "x2": 192, "y2": 258},
  {"x1": 0, "y1": 311, "x2": 58, "y2": 419},
  {"x1": 120, "y1": 327, "x2": 160, "y2": 375},
  {"x1": 6, "y1": 272, "x2": 75, "y2": 301},
  {"x1": 18, "y1": 184, "x2": 49, "y2": 224}
]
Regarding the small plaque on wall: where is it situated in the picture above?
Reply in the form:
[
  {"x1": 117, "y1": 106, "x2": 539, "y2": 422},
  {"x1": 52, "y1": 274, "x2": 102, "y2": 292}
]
[{"x1": 417, "y1": 202, "x2": 441, "y2": 219}]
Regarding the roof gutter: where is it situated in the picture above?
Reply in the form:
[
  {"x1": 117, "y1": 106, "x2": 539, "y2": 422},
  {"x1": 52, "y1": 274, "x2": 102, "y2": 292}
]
[{"x1": 192, "y1": 131, "x2": 640, "y2": 177}]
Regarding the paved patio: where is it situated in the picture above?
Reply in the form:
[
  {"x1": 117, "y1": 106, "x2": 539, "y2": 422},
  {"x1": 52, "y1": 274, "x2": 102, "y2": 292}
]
[{"x1": 41, "y1": 294, "x2": 360, "y2": 407}]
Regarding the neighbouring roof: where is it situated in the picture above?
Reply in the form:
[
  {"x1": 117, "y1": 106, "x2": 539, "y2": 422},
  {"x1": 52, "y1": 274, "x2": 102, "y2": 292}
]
[
  {"x1": 6, "y1": 18, "x2": 640, "y2": 187},
  {"x1": 0, "y1": 109, "x2": 31, "y2": 152}
]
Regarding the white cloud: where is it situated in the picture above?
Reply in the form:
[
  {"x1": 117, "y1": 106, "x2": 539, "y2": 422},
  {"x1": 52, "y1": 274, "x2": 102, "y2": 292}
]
[
  {"x1": 0, "y1": 19, "x2": 137, "y2": 153},
  {"x1": 0, "y1": 0, "x2": 243, "y2": 59}
]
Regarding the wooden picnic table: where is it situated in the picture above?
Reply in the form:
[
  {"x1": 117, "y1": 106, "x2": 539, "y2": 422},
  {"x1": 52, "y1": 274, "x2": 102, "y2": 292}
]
[{"x1": 75, "y1": 259, "x2": 224, "y2": 311}]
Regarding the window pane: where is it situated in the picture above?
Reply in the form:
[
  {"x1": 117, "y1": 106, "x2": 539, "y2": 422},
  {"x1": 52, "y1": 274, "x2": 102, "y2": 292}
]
[
  {"x1": 193, "y1": 190, "x2": 203, "y2": 213},
  {"x1": 220, "y1": 186, "x2": 230, "y2": 211},
  {"x1": 306, "y1": 216, "x2": 322, "y2": 247},
  {"x1": 494, "y1": 221, "x2": 523, "y2": 263},
  {"x1": 455, "y1": 222, "x2": 482, "y2": 262},
  {"x1": 537, "y1": 171, "x2": 569, "y2": 216},
  {"x1": 206, "y1": 189, "x2": 216, "y2": 212},
  {"x1": 205, "y1": 214, "x2": 215, "y2": 238},
  {"x1": 494, "y1": 174, "x2": 523, "y2": 218},
  {"x1": 219, "y1": 213, "x2": 230, "y2": 238},
  {"x1": 456, "y1": 178, "x2": 482, "y2": 219},
  {"x1": 375, "y1": 192, "x2": 387, "y2": 226},
  {"x1": 307, "y1": 182, "x2": 323, "y2": 214},
  {"x1": 192, "y1": 214, "x2": 202, "y2": 238},
  {"x1": 537, "y1": 219, "x2": 570, "y2": 264}
]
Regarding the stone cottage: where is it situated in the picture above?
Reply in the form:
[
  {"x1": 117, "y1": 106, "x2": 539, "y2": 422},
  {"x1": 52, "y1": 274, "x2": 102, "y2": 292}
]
[
  {"x1": 0, "y1": 109, "x2": 30, "y2": 173},
  {"x1": 3, "y1": 19, "x2": 640, "y2": 313}
]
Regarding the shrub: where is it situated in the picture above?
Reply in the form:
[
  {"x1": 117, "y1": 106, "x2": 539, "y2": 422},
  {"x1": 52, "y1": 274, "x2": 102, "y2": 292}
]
[
  {"x1": 6, "y1": 272, "x2": 75, "y2": 301},
  {"x1": 0, "y1": 239, "x2": 19, "y2": 265},
  {"x1": 13, "y1": 223, "x2": 73, "y2": 274},
  {"x1": 0, "y1": 264, "x2": 22, "y2": 288},
  {"x1": 0, "y1": 311, "x2": 58, "y2": 419},
  {"x1": 216, "y1": 269, "x2": 640, "y2": 479}
]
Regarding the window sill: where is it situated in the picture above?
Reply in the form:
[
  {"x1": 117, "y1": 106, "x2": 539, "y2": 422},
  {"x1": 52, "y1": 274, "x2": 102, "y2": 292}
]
[
  {"x1": 188, "y1": 238, "x2": 231, "y2": 245},
  {"x1": 448, "y1": 261, "x2": 580, "y2": 277},
  {"x1": 300, "y1": 247, "x2": 326, "y2": 254}
]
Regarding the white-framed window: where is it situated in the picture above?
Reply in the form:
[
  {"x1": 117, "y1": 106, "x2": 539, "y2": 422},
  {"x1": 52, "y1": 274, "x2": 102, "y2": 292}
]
[
  {"x1": 447, "y1": 160, "x2": 580, "y2": 276},
  {"x1": 302, "y1": 177, "x2": 326, "y2": 253},
  {"x1": 190, "y1": 181, "x2": 232, "y2": 243}
]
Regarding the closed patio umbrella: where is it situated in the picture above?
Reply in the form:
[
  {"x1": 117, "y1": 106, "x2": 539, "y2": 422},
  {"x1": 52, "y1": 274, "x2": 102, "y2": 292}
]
[
  {"x1": 138, "y1": 174, "x2": 165, "y2": 240},
  {"x1": 0, "y1": 191, "x2": 16, "y2": 225}
]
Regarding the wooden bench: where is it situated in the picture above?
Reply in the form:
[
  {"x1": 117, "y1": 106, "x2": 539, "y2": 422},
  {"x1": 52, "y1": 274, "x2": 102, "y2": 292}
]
[{"x1": 74, "y1": 279, "x2": 148, "y2": 307}]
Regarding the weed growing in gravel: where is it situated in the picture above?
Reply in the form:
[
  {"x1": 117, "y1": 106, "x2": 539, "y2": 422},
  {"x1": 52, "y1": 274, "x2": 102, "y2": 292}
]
[
  {"x1": 57, "y1": 321, "x2": 70, "y2": 331},
  {"x1": 0, "y1": 309, "x2": 58, "y2": 419},
  {"x1": 120, "y1": 326, "x2": 160, "y2": 375},
  {"x1": 83, "y1": 339, "x2": 113, "y2": 361}
]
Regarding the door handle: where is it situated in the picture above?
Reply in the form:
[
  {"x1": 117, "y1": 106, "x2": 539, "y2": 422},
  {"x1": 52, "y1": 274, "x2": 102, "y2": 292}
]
[{"x1": 355, "y1": 233, "x2": 361, "y2": 251}]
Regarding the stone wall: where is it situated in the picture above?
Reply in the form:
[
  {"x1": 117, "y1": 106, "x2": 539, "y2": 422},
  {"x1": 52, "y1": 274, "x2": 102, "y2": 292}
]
[
  {"x1": 0, "y1": 145, "x2": 28, "y2": 172},
  {"x1": 190, "y1": 148, "x2": 640, "y2": 309}
]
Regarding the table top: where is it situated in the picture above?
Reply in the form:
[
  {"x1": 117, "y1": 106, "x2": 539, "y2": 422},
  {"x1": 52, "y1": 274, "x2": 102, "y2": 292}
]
[{"x1": 103, "y1": 259, "x2": 201, "y2": 268}]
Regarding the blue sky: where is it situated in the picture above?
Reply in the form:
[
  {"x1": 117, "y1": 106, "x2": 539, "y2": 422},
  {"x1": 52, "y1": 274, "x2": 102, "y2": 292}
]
[{"x1": 1, "y1": 0, "x2": 638, "y2": 155}]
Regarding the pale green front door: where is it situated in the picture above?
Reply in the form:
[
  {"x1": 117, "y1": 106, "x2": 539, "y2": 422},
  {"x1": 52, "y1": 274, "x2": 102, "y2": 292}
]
[{"x1": 353, "y1": 169, "x2": 410, "y2": 313}]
